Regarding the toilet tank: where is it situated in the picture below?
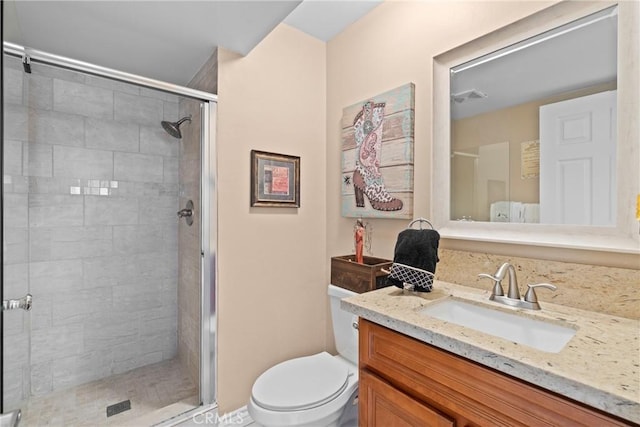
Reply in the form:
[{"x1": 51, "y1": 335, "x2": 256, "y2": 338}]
[{"x1": 328, "y1": 284, "x2": 359, "y2": 365}]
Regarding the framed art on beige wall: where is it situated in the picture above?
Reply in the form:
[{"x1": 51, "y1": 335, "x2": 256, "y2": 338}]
[{"x1": 250, "y1": 150, "x2": 300, "y2": 208}]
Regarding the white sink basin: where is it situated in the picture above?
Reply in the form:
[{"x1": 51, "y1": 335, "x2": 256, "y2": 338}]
[{"x1": 420, "y1": 298, "x2": 576, "y2": 353}]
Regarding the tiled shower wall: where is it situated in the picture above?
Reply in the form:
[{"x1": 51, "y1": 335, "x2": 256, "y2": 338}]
[
  {"x1": 177, "y1": 99, "x2": 201, "y2": 386},
  {"x1": 2, "y1": 57, "x2": 182, "y2": 408},
  {"x1": 176, "y1": 48, "x2": 217, "y2": 386}
]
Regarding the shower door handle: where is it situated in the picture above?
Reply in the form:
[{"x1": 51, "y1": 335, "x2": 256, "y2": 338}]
[{"x1": 2, "y1": 294, "x2": 32, "y2": 311}]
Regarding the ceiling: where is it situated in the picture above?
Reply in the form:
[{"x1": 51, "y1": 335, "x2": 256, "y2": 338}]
[
  {"x1": 3, "y1": 0, "x2": 382, "y2": 86},
  {"x1": 4, "y1": 1, "x2": 616, "y2": 112}
]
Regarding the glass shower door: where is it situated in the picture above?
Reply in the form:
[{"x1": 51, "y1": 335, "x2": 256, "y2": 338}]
[
  {"x1": 2, "y1": 50, "x2": 212, "y2": 425},
  {"x1": 2, "y1": 54, "x2": 32, "y2": 422}
]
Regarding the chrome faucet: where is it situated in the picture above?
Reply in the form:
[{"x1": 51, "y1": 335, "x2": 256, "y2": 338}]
[{"x1": 478, "y1": 262, "x2": 556, "y2": 310}]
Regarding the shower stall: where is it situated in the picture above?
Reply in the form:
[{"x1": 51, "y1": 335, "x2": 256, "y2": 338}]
[{"x1": 1, "y1": 43, "x2": 217, "y2": 425}]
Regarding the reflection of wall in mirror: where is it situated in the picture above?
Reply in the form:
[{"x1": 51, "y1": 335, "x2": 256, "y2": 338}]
[
  {"x1": 450, "y1": 80, "x2": 616, "y2": 222},
  {"x1": 477, "y1": 142, "x2": 509, "y2": 221},
  {"x1": 451, "y1": 152, "x2": 477, "y2": 220}
]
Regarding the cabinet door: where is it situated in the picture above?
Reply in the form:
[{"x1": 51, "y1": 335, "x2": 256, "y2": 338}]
[
  {"x1": 360, "y1": 319, "x2": 634, "y2": 427},
  {"x1": 360, "y1": 370, "x2": 455, "y2": 427}
]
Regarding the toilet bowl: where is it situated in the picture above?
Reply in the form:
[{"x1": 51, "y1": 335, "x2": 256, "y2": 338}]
[{"x1": 247, "y1": 284, "x2": 359, "y2": 427}]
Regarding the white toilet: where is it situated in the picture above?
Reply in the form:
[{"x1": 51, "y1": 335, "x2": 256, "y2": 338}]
[{"x1": 247, "y1": 284, "x2": 359, "y2": 427}]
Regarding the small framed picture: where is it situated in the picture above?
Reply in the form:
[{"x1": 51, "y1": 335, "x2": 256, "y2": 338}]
[{"x1": 250, "y1": 150, "x2": 300, "y2": 207}]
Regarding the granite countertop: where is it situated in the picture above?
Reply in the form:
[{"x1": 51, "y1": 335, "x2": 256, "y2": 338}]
[{"x1": 342, "y1": 281, "x2": 640, "y2": 424}]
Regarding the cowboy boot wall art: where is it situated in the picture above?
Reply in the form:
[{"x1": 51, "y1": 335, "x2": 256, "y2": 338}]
[
  {"x1": 352, "y1": 100, "x2": 403, "y2": 211},
  {"x1": 340, "y1": 83, "x2": 415, "y2": 219}
]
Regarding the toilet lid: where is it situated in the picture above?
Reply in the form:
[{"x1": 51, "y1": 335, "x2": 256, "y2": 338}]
[{"x1": 252, "y1": 352, "x2": 349, "y2": 411}]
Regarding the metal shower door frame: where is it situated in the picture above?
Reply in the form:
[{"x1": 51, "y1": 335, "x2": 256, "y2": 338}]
[
  {"x1": 201, "y1": 100, "x2": 218, "y2": 407},
  {"x1": 1, "y1": 41, "x2": 219, "y2": 411}
]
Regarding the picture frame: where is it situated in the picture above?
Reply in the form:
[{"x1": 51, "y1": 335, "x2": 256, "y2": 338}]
[{"x1": 250, "y1": 150, "x2": 300, "y2": 208}]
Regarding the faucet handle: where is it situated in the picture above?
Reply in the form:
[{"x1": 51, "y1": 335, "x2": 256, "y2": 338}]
[
  {"x1": 524, "y1": 283, "x2": 557, "y2": 304},
  {"x1": 478, "y1": 273, "x2": 505, "y2": 297}
]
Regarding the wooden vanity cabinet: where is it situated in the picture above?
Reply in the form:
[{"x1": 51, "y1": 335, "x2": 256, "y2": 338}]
[{"x1": 358, "y1": 318, "x2": 635, "y2": 427}]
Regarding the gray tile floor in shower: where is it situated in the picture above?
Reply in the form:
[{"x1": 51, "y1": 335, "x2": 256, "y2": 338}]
[{"x1": 17, "y1": 358, "x2": 197, "y2": 427}]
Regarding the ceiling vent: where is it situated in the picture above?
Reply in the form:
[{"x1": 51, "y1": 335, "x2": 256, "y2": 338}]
[{"x1": 451, "y1": 89, "x2": 488, "y2": 104}]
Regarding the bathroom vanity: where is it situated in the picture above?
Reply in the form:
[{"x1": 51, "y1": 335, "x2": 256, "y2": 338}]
[{"x1": 342, "y1": 282, "x2": 640, "y2": 426}]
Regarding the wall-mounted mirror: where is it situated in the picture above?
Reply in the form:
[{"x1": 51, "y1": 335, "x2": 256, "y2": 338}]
[
  {"x1": 433, "y1": 1, "x2": 639, "y2": 253},
  {"x1": 451, "y1": 6, "x2": 617, "y2": 225}
]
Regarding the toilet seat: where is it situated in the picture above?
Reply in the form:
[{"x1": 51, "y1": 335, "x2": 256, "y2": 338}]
[{"x1": 251, "y1": 352, "x2": 350, "y2": 411}]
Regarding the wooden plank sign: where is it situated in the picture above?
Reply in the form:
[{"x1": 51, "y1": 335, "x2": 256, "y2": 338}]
[{"x1": 341, "y1": 83, "x2": 415, "y2": 219}]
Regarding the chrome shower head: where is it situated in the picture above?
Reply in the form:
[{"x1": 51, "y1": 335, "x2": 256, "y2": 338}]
[{"x1": 161, "y1": 115, "x2": 192, "y2": 139}]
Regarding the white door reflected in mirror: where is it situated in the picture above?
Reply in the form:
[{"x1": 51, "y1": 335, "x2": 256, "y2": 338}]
[{"x1": 539, "y1": 91, "x2": 617, "y2": 226}]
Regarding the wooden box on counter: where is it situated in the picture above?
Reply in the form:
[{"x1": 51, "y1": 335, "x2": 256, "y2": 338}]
[{"x1": 330, "y1": 255, "x2": 392, "y2": 294}]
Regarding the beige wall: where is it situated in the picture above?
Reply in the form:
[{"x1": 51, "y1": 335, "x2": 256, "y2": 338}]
[
  {"x1": 326, "y1": 0, "x2": 556, "y2": 263},
  {"x1": 216, "y1": 25, "x2": 327, "y2": 412}
]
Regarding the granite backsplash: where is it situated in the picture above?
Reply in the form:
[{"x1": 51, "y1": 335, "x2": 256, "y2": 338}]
[{"x1": 436, "y1": 249, "x2": 640, "y2": 320}]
